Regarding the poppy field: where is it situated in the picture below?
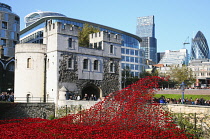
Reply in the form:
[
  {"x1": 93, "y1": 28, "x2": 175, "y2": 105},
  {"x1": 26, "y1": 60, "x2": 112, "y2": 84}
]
[{"x1": 0, "y1": 76, "x2": 193, "y2": 138}]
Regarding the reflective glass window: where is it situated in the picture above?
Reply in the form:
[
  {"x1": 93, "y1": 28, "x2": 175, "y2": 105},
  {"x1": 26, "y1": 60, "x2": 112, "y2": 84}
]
[
  {"x1": 135, "y1": 50, "x2": 139, "y2": 56},
  {"x1": 1, "y1": 39, "x2": 6, "y2": 46},
  {"x1": 10, "y1": 32, "x2": 15, "y2": 39},
  {"x1": 135, "y1": 57, "x2": 139, "y2": 63},
  {"x1": 4, "y1": 13, "x2": 8, "y2": 21},
  {"x1": 126, "y1": 49, "x2": 129, "y2": 55},
  {"x1": 13, "y1": 23, "x2": 17, "y2": 31},
  {"x1": 135, "y1": 72, "x2": 139, "y2": 77},
  {"x1": 131, "y1": 64, "x2": 134, "y2": 70},
  {"x1": 2, "y1": 21, "x2": 7, "y2": 29},
  {"x1": 121, "y1": 48, "x2": 125, "y2": 54},
  {"x1": 130, "y1": 57, "x2": 134, "y2": 62},
  {"x1": 126, "y1": 64, "x2": 129, "y2": 68},
  {"x1": 135, "y1": 65, "x2": 139, "y2": 70},
  {"x1": 121, "y1": 56, "x2": 125, "y2": 61},
  {"x1": 130, "y1": 49, "x2": 134, "y2": 55},
  {"x1": 121, "y1": 63, "x2": 125, "y2": 69},
  {"x1": 126, "y1": 56, "x2": 129, "y2": 62},
  {"x1": 1, "y1": 30, "x2": 6, "y2": 37}
]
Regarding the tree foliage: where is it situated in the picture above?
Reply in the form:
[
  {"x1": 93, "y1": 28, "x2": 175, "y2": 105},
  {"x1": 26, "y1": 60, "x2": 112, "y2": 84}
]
[
  {"x1": 78, "y1": 24, "x2": 100, "y2": 47},
  {"x1": 169, "y1": 65, "x2": 196, "y2": 86}
]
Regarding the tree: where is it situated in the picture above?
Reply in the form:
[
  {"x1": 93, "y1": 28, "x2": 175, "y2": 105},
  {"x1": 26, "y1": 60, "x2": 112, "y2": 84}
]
[
  {"x1": 122, "y1": 66, "x2": 139, "y2": 88},
  {"x1": 169, "y1": 65, "x2": 196, "y2": 86},
  {"x1": 78, "y1": 24, "x2": 100, "y2": 47}
]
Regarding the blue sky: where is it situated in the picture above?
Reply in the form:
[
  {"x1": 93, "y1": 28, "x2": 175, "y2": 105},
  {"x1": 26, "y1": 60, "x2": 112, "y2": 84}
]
[{"x1": 2, "y1": 0, "x2": 210, "y2": 52}]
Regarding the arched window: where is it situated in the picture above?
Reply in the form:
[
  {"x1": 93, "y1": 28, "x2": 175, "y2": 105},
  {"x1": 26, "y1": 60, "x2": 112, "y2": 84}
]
[
  {"x1": 83, "y1": 59, "x2": 88, "y2": 70},
  {"x1": 94, "y1": 60, "x2": 99, "y2": 71},
  {"x1": 27, "y1": 58, "x2": 32, "y2": 69}
]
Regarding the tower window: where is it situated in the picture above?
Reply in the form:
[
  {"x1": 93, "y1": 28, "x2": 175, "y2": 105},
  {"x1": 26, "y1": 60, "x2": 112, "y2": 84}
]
[
  {"x1": 2, "y1": 22, "x2": 7, "y2": 29},
  {"x1": 83, "y1": 59, "x2": 88, "y2": 70},
  {"x1": 94, "y1": 60, "x2": 99, "y2": 71},
  {"x1": 68, "y1": 58, "x2": 73, "y2": 69},
  {"x1": 27, "y1": 58, "x2": 32, "y2": 69},
  {"x1": 68, "y1": 38, "x2": 73, "y2": 48},
  {"x1": 110, "y1": 62, "x2": 115, "y2": 73},
  {"x1": 1, "y1": 39, "x2": 6, "y2": 46},
  {"x1": 110, "y1": 45, "x2": 114, "y2": 54}
]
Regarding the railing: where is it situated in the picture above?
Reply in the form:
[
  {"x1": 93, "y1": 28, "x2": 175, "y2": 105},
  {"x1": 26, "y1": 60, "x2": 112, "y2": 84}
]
[{"x1": 14, "y1": 97, "x2": 54, "y2": 103}]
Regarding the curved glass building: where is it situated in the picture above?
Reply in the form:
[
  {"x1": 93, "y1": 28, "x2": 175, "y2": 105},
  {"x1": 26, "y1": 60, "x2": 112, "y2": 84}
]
[
  {"x1": 190, "y1": 31, "x2": 209, "y2": 60},
  {"x1": 25, "y1": 11, "x2": 66, "y2": 27},
  {"x1": 0, "y1": 3, "x2": 20, "y2": 57},
  {"x1": 20, "y1": 11, "x2": 145, "y2": 77}
]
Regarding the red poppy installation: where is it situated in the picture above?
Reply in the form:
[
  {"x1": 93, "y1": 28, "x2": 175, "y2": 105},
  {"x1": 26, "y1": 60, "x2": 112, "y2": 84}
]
[{"x1": 0, "y1": 76, "x2": 193, "y2": 138}]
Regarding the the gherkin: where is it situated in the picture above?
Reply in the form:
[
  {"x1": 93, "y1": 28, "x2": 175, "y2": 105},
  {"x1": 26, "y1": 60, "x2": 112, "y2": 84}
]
[{"x1": 190, "y1": 31, "x2": 209, "y2": 60}]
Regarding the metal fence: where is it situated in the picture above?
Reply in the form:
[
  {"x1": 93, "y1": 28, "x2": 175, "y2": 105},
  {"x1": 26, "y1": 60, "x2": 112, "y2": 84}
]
[{"x1": 14, "y1": 97, "x2": 54, "y2": 103}]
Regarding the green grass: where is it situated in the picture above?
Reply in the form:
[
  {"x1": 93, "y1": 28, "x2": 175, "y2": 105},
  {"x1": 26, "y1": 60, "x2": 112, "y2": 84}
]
[{"x1": 154, "y1": 94, "x2": 210, "y2": 100}]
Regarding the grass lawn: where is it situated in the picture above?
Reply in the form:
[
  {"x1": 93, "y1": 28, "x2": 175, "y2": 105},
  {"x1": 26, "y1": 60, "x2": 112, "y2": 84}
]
[{"x1": 154, "y1": 94, "x2": 210, "y2": 100}]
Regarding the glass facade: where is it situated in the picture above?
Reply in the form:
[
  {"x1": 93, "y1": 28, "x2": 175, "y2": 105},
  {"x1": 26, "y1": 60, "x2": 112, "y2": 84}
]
[
  {"x1": 136, "y1": 16, "x2": 155, "y2": 38},
  {"x1": 0, "y1": 3, "x2": 12, "y2": 13},
  {"x1": 136, "y1": 16, "x2": 157, "y2": 63},
  {"x1": 0, "y1": 3, "x2": 20, "y2": 57},
  {"x1": 190, "y1": 31, "x2": 209, "y2": 60}
]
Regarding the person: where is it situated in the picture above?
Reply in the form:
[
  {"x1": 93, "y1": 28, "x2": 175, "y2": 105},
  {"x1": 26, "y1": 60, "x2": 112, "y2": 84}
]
[
  {"x1": 90, "y1": 94, "x2": 95, "y2": 101},
  {"x1": 83, "y1": 94, "x2": 89, "y2": 100},
  {"x1": 8, "y1": 92, "x2": 14, "y2": 102},
  {"x1": 77, "y1": 95, "x2": 80, "y2": 100},
  {"x1": 159, "y1": 96, "x2": 166, "y2": 104}
]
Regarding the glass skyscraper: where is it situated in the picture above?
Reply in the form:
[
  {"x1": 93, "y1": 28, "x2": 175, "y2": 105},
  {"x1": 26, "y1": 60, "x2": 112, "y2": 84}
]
[
  {"x1": 136, "y1": 16, "x2": 155, "y2": 38},
  {"x1": 190, "y1": 31, "x2": 209, "y2": 60},
  {"x1": 136, "y1": 16, "x2": 157, "y2": 63}
]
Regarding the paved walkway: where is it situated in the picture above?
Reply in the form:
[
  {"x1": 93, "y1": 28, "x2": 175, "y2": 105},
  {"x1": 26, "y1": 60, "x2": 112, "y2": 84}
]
[{"x1": 156, "y1": 89, "x2": 210, "y2": 95}]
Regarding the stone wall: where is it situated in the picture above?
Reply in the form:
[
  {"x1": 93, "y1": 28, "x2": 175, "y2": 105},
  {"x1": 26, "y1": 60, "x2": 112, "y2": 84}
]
[
  {"x1": 163, "y1": 104, "x2": 210, "y2": 115},
  {"x1": 0, "y1": 103, "x2": 55, "y2": 120}
]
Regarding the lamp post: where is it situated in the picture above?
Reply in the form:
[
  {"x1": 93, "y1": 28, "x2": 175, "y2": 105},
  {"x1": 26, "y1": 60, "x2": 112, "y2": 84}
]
[{"x1": 180, "y1": 82, "x2": 185, "y2": 104}]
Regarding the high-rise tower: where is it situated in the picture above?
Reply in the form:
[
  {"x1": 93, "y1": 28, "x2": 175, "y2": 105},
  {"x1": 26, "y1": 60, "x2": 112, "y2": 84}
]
[
  {"x1": 136, "y1": 16, "x2": 157, "y2": 63},
  {"x1": 0, "y1": 3, "x2": 20, "y2": 57},
  {"x1": 190, "y1": 31, "x2": 209, "y2": 60}
]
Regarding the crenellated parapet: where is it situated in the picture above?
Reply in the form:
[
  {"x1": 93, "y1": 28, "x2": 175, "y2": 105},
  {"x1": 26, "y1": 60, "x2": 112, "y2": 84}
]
[{"x1": 45, "y1": 21, "x2": 79, "y2": 37}]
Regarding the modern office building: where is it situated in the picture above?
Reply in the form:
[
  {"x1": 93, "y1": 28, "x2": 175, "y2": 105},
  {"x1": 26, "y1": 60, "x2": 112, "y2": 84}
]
[
  {"x1": 157, "y1": 52, "x2": 165, "y2": 63},
  {"x1": 188, "y1": 59, "x2": 210, "y2": 87},
  {"x1": 158, "y1": 49, "x2": 188, "y2": 66},
  {"x1": 15, "y1": 11, "x2": 145, "y2": 104},
  {"x1": 136, "y1": 15, "x2": 157, "y2": 63},
  {"x1": 0, "y1": 3, "x2": 19, "y2": 93},
  {"x1": 24, "y1": 11, "x2": 66, "y2": 27},
  {"x1": 0, "y1": 2, "x2": 20, "y2": 57},
  {"x1": 190, "y1": 31, "x2": 209, "y2": 61}
]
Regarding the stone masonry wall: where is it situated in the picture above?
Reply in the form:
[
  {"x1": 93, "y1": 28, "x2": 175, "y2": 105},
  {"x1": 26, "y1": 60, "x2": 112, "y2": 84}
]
[
  {"x1": 58, "y1": 53, "x2": 120, "y2": 97},
  {"x1": 0, "y1": 103, "x2": 55, "y2": 120}
]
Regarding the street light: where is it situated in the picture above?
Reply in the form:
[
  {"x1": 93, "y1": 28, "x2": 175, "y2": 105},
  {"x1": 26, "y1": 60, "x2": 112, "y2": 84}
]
[{"x1": 180, "y1": 82, "x2": 185, "y2": 104}]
